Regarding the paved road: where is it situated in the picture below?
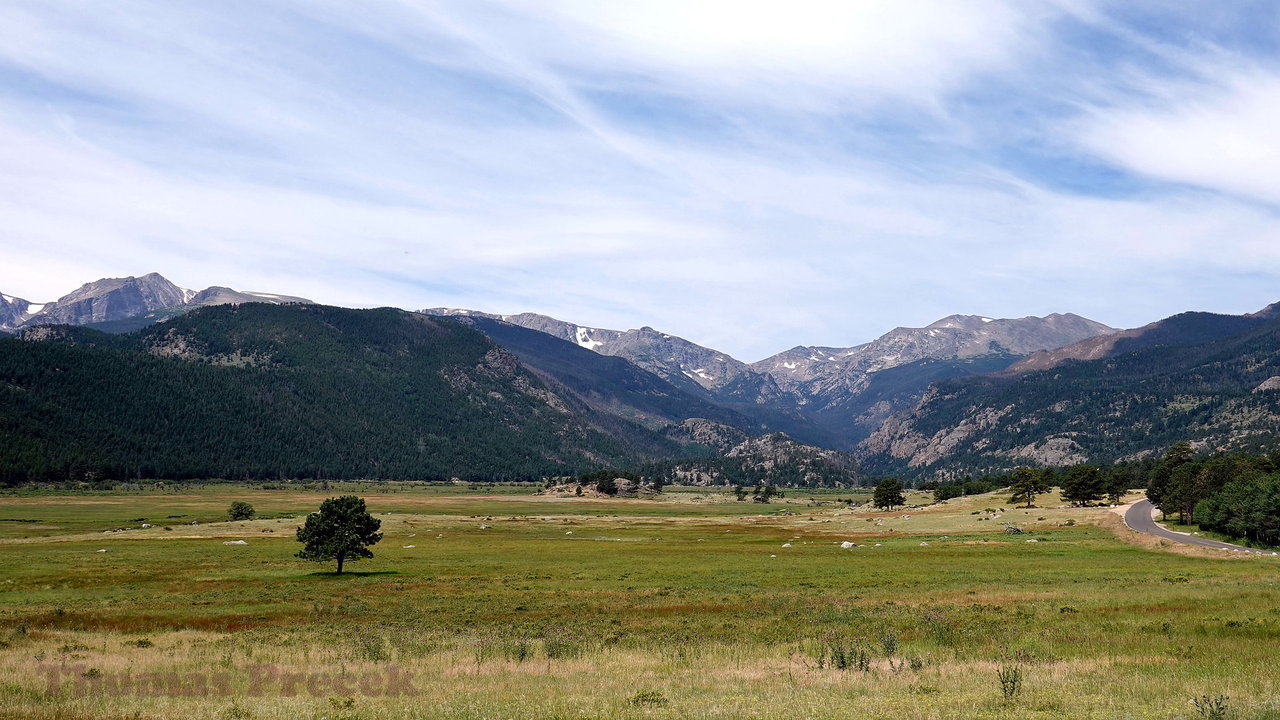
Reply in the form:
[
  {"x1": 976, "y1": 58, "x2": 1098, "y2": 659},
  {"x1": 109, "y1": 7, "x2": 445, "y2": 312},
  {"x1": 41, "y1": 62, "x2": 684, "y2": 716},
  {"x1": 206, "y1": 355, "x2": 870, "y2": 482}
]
[{"x1": 1124, "y1": 499, "x2": 1277, "y2": 555}]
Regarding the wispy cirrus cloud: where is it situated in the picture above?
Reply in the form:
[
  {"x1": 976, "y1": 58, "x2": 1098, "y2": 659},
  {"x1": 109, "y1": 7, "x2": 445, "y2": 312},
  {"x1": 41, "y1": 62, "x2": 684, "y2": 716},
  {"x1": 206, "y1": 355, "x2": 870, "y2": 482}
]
[{"x1": 1, "y1": 1, "x2": 1279, "y2": 359}]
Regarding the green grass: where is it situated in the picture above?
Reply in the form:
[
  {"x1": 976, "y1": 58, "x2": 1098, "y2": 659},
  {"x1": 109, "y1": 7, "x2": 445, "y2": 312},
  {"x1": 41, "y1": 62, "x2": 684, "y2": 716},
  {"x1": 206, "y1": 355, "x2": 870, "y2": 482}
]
[
  {"x1": 0, "y1": 483, "x2": 849, "y2": 540},
  {"x1": 1, "y1": 486, "x2": 1278, "y2": 719}
]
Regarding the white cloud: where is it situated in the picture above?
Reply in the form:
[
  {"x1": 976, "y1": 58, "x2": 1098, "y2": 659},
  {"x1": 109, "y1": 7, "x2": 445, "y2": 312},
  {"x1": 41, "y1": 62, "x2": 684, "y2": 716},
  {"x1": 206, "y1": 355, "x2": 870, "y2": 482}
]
[
  {"x1": 1075, "y1": 66, "x2": 1280, "y2": 206},
  {"x1": 539, "y1": 0, "x2": 1027, "y2": 97},
  {"x1": 3, "y1": 0, "x2": 1280, "y2": 362},
  {"x1": 407, "y1": 0, "x2": 1076, "y2": 114}
]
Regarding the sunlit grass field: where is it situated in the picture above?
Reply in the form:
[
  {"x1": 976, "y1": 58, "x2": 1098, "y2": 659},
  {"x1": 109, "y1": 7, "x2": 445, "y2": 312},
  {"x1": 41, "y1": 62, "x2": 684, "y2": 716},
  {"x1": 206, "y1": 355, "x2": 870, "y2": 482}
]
[{"x1": 1, "y1": 484, "x2": 1278, "y2": 719}]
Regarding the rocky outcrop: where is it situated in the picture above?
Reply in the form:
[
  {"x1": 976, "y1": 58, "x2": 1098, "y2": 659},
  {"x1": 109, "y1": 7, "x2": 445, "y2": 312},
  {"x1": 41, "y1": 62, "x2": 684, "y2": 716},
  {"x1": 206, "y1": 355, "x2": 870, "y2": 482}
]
[
  {"x1": 665, "y1": 429, "x2": 860, "y2": 486},
  {"x1": 666, "y1": 418, "x2": 749, "y2": 453},
  {"x1": 861, "y1": 398, "x2": 1015, "y2": 468},
  {"x1": 1007, "y1": 436, "x2": 1087, "y2": 466},
  {"x1": 1253, "y1": 377, "x2": 1280, "y2": 394},
  {"x1": 857, "y1": 307, "x2": 1280, "y2": 476}
]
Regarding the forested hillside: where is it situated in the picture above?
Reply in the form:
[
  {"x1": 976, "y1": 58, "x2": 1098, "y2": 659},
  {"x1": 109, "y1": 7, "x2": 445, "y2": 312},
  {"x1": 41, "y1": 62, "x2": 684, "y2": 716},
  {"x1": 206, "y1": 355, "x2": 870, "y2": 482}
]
[
  {"x1": 0, "y1": 304, "x2": 676, "y2": 484},
  {"x1": 444, "y1": 315, "x2": 754, "y2": 431},
  {"x1": 860, "y1": 313, "x2": 1280, "y2": 477}
]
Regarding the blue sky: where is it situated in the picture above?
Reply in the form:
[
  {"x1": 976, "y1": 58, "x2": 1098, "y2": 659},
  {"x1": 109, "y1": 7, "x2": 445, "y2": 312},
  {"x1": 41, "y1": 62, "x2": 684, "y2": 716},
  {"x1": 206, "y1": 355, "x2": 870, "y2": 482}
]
[{"x1": 3, "y1": 1, "x2": 1280, "y2": 360}]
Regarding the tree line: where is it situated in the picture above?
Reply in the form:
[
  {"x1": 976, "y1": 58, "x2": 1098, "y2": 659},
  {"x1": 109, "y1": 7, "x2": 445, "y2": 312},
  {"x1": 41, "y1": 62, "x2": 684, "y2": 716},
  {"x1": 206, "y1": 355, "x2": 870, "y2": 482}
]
[{"x1": 918, "y1": 444, "x2": 1280, "y2": 547}]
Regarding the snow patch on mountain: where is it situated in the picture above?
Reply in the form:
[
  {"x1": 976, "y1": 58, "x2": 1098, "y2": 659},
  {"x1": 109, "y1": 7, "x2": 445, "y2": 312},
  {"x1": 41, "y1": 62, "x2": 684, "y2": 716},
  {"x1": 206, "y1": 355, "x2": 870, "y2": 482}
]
[{"x1": 575, "y1": 327, "x2": 604, "y2": 350}]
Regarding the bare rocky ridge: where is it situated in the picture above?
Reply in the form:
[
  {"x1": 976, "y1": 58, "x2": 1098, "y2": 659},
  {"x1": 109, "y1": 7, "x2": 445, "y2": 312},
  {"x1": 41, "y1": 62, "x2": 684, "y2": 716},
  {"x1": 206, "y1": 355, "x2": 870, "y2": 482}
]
[
  {"x1": 187, "y1": 287, "x2": 311, "y2": 307},
  {"x1": 6, "y1": 273, "x2": 313, "y2": 333},
  {"x1": 425, "y1": 307, "x2": 1117, "y2": 449},
  {"x1": 421, "y1": 308, "x2": 762, "y2": 397},
  {"x1": 744, "y1": 313, "x2": 1115, "y2": 444},
  {"x1": 1007, "y1": 306, "x2": 1279, "y2": 374},
  {"x1": 26, "y1": 273, "x2": 189, "y2": 327},
  {"x1": 756, "y1": 313, "x2": 1116, "y2": 392},
  {"x1": 426, "y1": 309, "x2": 1113, "y2": 406}
]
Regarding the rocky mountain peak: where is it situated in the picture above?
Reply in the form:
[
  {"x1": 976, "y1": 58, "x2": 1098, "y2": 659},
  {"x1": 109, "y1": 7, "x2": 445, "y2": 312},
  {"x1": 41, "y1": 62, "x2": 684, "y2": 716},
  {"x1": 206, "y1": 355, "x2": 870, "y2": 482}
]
[
  {"x1": 7, "y1": 273, "x2": 314, "y2": 332},
  {"x1": 25, "y1": 273, "x2": 187, "y2": 328},
  {"x1": 925, "y1": 314, "x2": 996, "y2": 330},
  {"x1": 756, "y1": 312, "x2": 1115, "y2": 387},
  {"x1": 188, "y1": 287, "x2": 312, "y2": 307},
  {"x1": 1247, "y1": 302, "x2": 1280, "y2": 319},
  {"x1": 1006, "y1": 307, "x2": 1272, "y2": 375}
]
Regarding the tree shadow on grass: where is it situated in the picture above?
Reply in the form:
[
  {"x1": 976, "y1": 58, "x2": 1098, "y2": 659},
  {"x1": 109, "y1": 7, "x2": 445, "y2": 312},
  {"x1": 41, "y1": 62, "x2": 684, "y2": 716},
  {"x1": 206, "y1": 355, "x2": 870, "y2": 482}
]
[{"x1": 302, "y1": 570, "x2": 401, "y2": 578}]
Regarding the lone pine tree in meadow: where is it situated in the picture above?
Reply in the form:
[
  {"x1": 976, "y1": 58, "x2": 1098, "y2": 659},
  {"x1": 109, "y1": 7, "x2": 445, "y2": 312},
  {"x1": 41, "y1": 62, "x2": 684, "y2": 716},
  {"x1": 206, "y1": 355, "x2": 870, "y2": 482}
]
[
  {"x1": 874, "y1": 477, "x2": 906, "y2": 510},
  {"x1": 295, "y1": 495, "x2": 382, "y2": 574}
]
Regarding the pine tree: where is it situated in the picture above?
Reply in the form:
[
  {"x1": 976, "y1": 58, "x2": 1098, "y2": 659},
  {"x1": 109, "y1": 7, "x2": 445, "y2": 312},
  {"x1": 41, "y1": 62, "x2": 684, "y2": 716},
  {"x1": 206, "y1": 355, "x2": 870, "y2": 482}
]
[
  {"x1": 295, "y1": 496, "x2": 382, "y2": 574},
  {"x1": 873, "y1": 478, "x2": 906, "y2": 510},
  {"x1": 1008, "y1": 467, "x2": 1049, "y2": 509}
]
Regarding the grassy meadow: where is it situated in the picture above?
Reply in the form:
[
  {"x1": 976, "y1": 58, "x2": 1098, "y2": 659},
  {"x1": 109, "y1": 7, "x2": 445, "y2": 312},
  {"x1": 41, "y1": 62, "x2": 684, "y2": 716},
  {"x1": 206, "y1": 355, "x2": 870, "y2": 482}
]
[{"x1": 1, "y1": 483, "x2": 1278, "y2": 719}]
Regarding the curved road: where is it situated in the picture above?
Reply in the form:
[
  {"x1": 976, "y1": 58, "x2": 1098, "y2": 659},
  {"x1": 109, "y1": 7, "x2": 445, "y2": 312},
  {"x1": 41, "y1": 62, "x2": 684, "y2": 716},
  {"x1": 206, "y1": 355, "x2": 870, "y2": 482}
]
[{"x1": 1124, "y1": 499, "x2": 1277, "y2": 555}]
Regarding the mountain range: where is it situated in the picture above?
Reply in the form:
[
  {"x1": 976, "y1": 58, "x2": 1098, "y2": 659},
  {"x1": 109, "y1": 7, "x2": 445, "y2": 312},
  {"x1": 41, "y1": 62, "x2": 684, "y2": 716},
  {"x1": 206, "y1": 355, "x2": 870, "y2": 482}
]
[
  {"x1": 0, "y1": 304, "x2": 696, "y2": 483},
  {"x1": 860, "y1": 306, "x2": 1280, "y2": 476},
  {"x1": 7, "y1": 271, "x2": 1280, "y2": 481},
  {"x1": 0, "y1": 273, "x2": 311, "y2": 334},
  {"x1": 422, "y1": 307, "x2": 1116, "y2": 447}
]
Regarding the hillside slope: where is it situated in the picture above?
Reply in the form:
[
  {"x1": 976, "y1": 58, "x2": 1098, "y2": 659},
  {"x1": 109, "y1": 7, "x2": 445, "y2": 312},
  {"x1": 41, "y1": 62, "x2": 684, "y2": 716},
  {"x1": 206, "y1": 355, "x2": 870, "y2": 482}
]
[
  {"x1": 1007, "y1": 308, "x2": 1276, "y2": 373},
  {"x1": 440, "y1": 315, "x2": 754, "y2": 432},
  {"x1": 0, "y1": 304, "x2": 672, "y2": 483},
  {"x1": 427, "y1": 308, "x2": 1114, "y2": 448},
  {"x1": 859, "y1": 311, "x2": 1280, "y2": 476}
]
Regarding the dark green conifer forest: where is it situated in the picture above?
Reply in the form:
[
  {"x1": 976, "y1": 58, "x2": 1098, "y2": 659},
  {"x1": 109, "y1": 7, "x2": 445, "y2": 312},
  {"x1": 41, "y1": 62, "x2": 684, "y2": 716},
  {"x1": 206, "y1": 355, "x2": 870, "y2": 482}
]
[{"x1": 0, "y1": 304, "x2": 650, "y2": 485}]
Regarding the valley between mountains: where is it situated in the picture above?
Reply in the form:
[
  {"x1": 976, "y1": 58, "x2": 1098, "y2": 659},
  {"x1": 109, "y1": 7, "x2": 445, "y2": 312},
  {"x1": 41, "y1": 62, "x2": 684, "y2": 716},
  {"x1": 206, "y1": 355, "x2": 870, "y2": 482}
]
[{"x1": 6, "y1": 272, "x2": 1280, "y2": 483}]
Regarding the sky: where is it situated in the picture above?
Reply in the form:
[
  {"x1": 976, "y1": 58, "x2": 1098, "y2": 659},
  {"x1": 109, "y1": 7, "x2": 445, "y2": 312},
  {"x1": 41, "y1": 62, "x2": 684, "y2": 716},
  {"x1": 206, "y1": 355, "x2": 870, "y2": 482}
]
[{"x1": 3, "y1": 1, "x2": 1280, "y2": 361}]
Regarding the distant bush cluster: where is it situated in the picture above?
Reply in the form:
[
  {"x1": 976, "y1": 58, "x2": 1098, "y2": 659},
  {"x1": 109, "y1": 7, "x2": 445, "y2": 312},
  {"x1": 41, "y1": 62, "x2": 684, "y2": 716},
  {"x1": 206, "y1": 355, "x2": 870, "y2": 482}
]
[
  {"x1": 559, "y1": 470, "x2": 663, "y2": 496},
  {"x1": 923, "y1": 477, "x2": 1002, "y2": 502}
]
